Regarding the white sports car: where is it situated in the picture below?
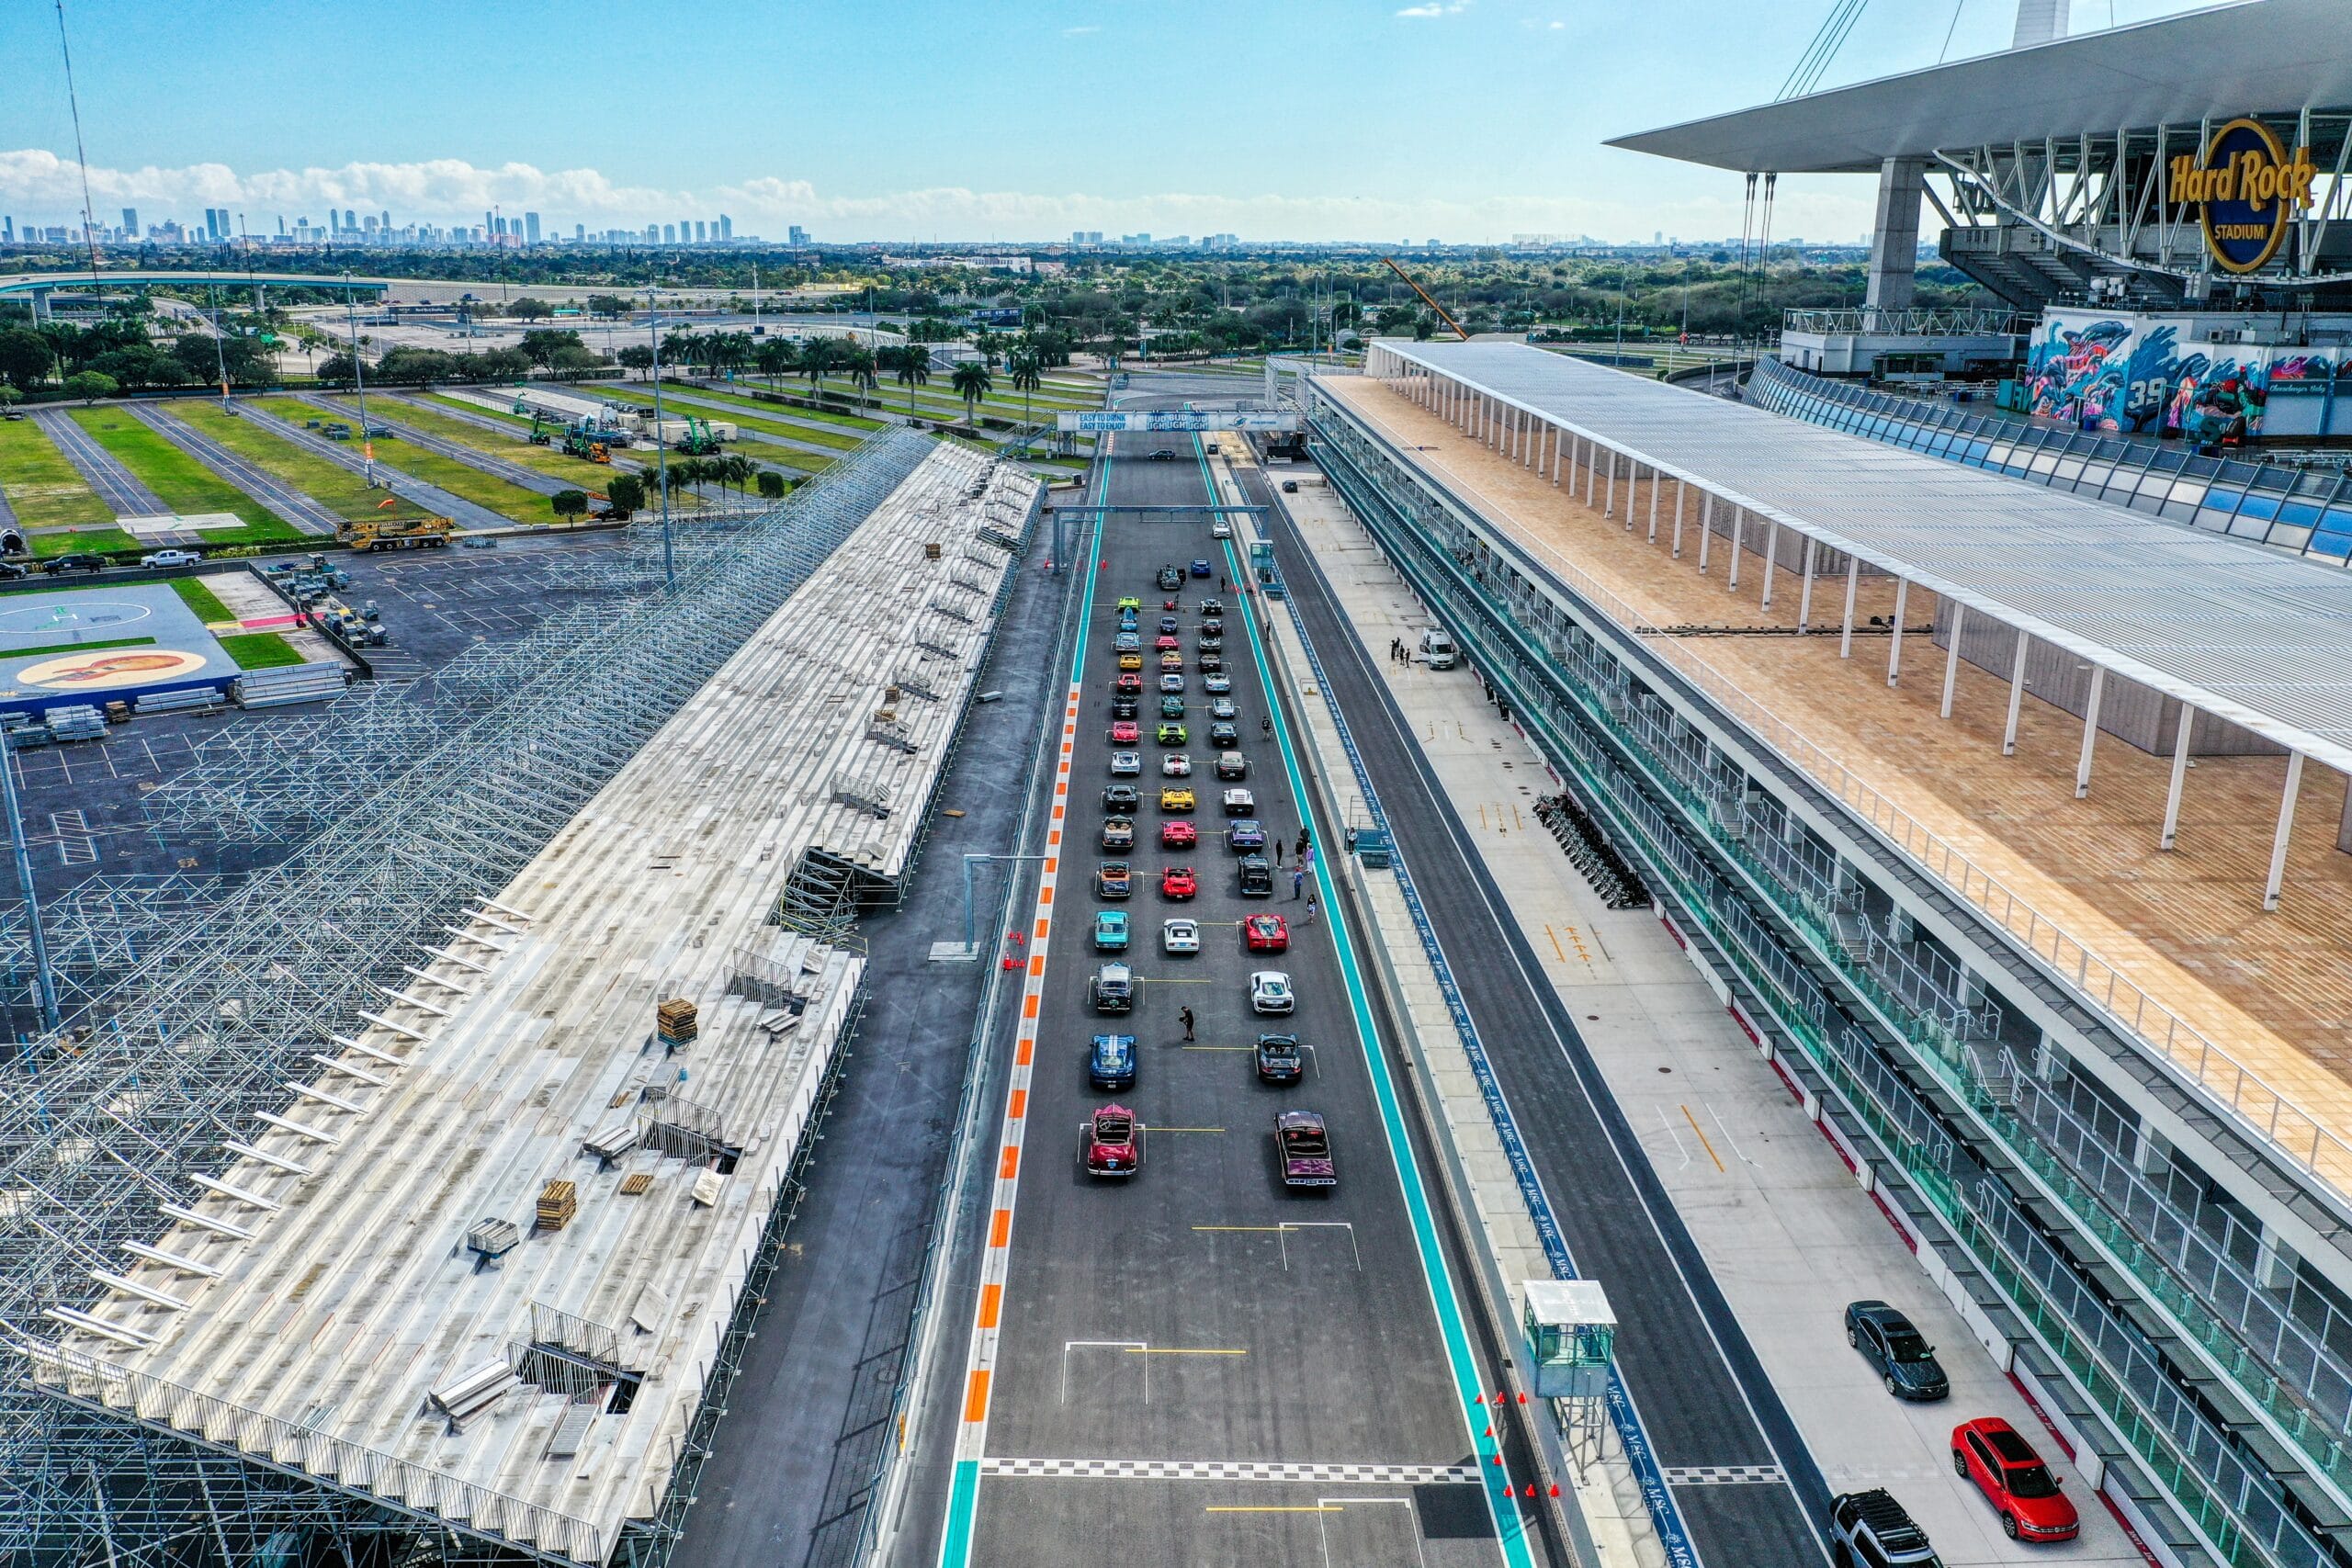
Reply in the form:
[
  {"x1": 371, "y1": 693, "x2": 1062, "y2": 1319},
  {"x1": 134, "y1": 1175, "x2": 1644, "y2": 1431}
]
[
  {"x1": 1163, "y1": 918, "x2": 1201, "y2": 954},
  {"x1": 1250, "y1": 970, "x2": 1295, "y2": 1015}
]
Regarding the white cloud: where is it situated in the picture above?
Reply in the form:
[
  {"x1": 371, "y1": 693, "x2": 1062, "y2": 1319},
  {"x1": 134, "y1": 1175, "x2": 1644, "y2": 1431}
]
[
  {"x1": 0, "y1": 147, "x2": 1876, "y2": 245},
  {"x1": 1062, "y1": 24, "x2": 1100, "y2": 34},
  {"x1": 1396, "y1": 0, "x2": 1468, "y2": 15}
]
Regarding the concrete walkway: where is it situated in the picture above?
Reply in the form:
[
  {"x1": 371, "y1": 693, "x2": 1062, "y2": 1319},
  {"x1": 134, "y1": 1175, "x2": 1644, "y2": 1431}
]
[
  {"x1": 233, "y1": 402, "x2": 508, "y2": 531},
  {"x1": 1253, "y1": 460, "x2": 2154, "y2": 1568},
  {"x1": 130, "y1": 403, "x2": 340, "y2": 536}
]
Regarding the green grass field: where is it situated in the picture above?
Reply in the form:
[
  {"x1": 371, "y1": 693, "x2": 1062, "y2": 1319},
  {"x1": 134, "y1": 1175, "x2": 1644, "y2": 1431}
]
[
  {"x1": 601, "y1": 385, "x2": 858, "y2": 457},
  {"x1": 215, "y1": 631, "x2": 304, "y2": 669},
  {"x1": 167, "y1": 402, "x2": 436, "y2": 525},
  {"x1": 29, "y1": 527, "x2": 141, "y2": 557},
  {"x1": 0, "y1": 417, "x2": 115, "y2": 535},
  {"x1": 66, "y1": 408, "x2": 308, "y2": 547},
  {"x1": 249, "y1": 398, "x2": 547, "y2": 525},
  {"x1": 169, "y1": 576, "x2": 235, "y2": 624},
  {"x1": 335, "y1": 396, "x2": 628, "y2": 491},
  {"x1": 639, "y1": 379, "x2": 886, "y2": 432}
]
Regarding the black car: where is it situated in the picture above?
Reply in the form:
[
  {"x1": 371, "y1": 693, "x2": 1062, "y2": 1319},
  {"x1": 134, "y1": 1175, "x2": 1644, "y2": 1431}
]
[
  {"x1": 1201, "y1": 616, "x2": 1223, "y2": 635},
  {"x1": 1111, "y1": 695, "x2": 1140, "y2": 721},
  {"x1": 1845, "y1": 1301, "x2": 1949, "y2": 1401},
  {"x1": 1157, "y1": 565, "x2": 1184, "y2": 592},
  {"x1": 1198, "y1": 632, "x2": 1223, "y2": 651},
  {"x1": 1094, "y1": 860, "x2": 1133, "y2": 898},
  {"x1": 1208, "y1": 721, "x2": 1238, "y2": 748},
  {"x1": 0, "y1": 559, "x2": 30, "y2": 581},
  {"x1": 1091, "y1": 967, "x2": 1135, "y2": 1016},
  {"x1": 1103, "y1": 783, "x2": 1141, "y2": 810},
  {"x1": 1255, "y1": 1033, "x2": 1303, "y2": 1084},
  {"x1": 43, "y1": 553, "x2": 107, "y2": 575},
  {"x1": 1148, "y1": 449, "x2": 1177, "y2": 462},
  {"x1": 1238, "y1": 853, "x2": 1273, "y2": 897},
  {"x1": 1200, "y1": 598, "x2": 1224, "y2": 616},
  {"x1": 1197, "y1": 652, "x2": 1224, "y2": 674}
]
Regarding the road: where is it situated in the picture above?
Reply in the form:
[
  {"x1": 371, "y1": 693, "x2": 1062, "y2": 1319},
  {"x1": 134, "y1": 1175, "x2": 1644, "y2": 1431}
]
[
  {"x1": 1246, "y1": 457, "x2": 1835, "y2": 1565},
  {"x1": 288, "y1": 390, "x2": 567, "y2": 496},
  {"x1": 130, "y1": 403, "x2": 341, "y2": 536},
  {"x1": 232, "y1": 402, "x2": 508, "y2": 530},
  {"x1": 914, "y1": 434, "x2": 1555, "y2": 1568},
  {"x1": 31, "y1": 406, "x2": 169, "y2": 516}
]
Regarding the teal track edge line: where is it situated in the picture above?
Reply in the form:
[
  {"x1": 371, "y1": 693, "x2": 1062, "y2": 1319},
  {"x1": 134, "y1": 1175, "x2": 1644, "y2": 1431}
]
[
  {"x1": 933, "y1": 455, "x2": 1110, "y2": 1568},
  {"x1": 1199, "y1": 437, "x2": 1533, "y2": 1568}
]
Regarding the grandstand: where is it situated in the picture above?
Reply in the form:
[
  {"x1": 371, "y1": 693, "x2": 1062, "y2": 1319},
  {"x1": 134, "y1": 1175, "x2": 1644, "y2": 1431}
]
[
  {"x1": 0, "y1": 434, "x2": 1039, "y2": 1568},
  {"x1": 1308, "y1": 342, "x2": 2352, "y2": 1565}
]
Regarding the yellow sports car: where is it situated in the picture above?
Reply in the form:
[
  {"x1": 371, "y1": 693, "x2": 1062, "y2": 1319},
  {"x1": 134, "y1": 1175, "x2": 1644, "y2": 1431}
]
[{"x1": 1158, "y1": 786, "x2": 1196, "y2": 813}]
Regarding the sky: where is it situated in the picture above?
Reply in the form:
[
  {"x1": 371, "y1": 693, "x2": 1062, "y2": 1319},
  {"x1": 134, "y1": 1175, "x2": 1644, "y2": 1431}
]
[{"x1": 0, "y1": 0, "x2": 2212, "y2": 245}]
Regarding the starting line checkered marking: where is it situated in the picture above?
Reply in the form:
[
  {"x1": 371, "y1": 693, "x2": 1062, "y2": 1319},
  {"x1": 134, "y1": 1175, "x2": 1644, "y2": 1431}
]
[
  {"x1": 1662, "y1": 1464, "x2": 1787, "y2": 1486},
  {"x1": 980, "y1": 1458, "x2": 1482, "y2": 1484}
]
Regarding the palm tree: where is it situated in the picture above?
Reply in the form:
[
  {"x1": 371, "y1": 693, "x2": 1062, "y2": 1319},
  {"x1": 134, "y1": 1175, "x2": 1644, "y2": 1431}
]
[
  {"x1": 1008, "y1": 349, "x2": 1043, "y2": 433},
  {"x1": 950, "y1": 360, "x2": 993, "y2": 429},
  {"x1": 842, "y1": 344, "x2": 879, "y2": 410},
  {"x1": 754, "y1": 337, "x2": 795, "y2": 391},
  {"x1": 893, "y1": 343, "x2": 932, "y2": 415},
  {"x1": 797, "y1": 335, "x2": 839, "y2": 402}
]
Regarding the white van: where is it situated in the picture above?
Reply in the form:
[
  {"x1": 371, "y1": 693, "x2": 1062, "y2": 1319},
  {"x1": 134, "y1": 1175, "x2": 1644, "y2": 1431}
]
[{"x1": 1419, "y1": 627, "x2": 1459, "y2": 670}]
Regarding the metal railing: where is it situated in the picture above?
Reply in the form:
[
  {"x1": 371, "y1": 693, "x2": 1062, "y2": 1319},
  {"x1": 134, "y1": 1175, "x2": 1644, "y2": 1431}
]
[
  {"x1": 17, "y1": 1340, "x2": 605, "y2": 1564},
  {"x1": 1781, "y1": 306, "x2": 2028, "y2": 337},
  {"x1": 1353, "y1": 366, "x2": 2352, "y2": 1212}
]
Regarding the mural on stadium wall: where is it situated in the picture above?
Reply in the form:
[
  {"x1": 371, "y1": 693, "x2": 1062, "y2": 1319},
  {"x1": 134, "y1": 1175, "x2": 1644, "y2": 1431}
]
[{"x1": 2018, "y1": 309, "x2": 2347, "y2": 439}]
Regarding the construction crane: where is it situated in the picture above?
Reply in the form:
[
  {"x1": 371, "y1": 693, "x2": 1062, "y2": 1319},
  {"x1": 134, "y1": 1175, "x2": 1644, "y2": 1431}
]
[{"x1": 1381, "y1": 256, "x2": 1470, "y2": 341}]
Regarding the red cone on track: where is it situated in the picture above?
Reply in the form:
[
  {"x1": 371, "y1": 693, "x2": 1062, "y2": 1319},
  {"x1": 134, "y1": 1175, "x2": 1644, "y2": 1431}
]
[
  {"x1": 1483, "y1": 1426, "x2": 1492, "y2": 1438},
  {"x1": 1490, "y1": 1454, "x2": 1503, "y2": 1467},
  {"x1": 1549, "y1": 1484, "x2": 1561, "y2": 1498},
  {"x1": 1474, "y1": 1393, "x2": 1485, "y2": 1404},
  {"x1": 1518, "y1": 1392, "x2": 1528, "y2": 1404},
  {"x1": 1523, "y1": 1484, "x2": 1536, "y2": 1498}
]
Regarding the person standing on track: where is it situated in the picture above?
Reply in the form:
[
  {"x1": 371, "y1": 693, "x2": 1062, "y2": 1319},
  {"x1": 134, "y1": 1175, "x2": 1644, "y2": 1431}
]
[
  {"x1": 1305, "y1": 897, "x2": 1318, "y2": 925},
  {"x1": 1292, "y1": 867, "x2": 1305, "y2": 900},
  {"x1": 1179, "y1": 1005, "x2": 1195, "y2": 1043}
]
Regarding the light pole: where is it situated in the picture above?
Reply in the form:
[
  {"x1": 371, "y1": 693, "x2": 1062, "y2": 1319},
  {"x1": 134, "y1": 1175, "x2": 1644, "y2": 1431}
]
[
  {"x1": 343, "y1": 272, "x2": 376, "y2": 487},
  {"x1": 208, "y1": 277, "x2": 231, "y2": 410},
  {"x1": 646, "y1": 286, "x2": 676, "y2": 589}
]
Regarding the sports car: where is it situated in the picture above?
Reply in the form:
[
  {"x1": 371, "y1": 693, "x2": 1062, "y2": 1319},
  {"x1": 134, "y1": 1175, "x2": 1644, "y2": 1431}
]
[{"x1": 1244, "y1": 913, "x2": 1289, "y2": 953}]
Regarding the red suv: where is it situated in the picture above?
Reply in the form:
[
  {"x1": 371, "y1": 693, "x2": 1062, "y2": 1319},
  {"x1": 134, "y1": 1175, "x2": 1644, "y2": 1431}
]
[{"x1": 1951, "y1": 1418, "x2": 2077, "y2": 1541}]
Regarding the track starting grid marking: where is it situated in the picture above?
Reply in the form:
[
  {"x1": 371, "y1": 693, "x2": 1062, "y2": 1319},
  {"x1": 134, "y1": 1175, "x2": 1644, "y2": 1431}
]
[
  {"x1": 982, "y1": 1458, "x2": 1484, "y2": 1484},
  {"x1": 1662, "y1": 1464, "x2": 1787, "y2": 1487}
]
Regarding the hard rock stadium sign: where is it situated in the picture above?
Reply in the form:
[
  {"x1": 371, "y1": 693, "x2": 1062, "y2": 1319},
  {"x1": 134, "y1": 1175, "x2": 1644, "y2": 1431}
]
[{"x1": 2168, "y1": 118, "x2": 2320, "y2": 274}]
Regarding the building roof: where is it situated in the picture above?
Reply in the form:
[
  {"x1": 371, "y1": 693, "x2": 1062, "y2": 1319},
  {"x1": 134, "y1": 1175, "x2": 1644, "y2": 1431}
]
[
  {"x1": 1605, "y1": 0, "x2": 2352, "y2": 174},
  {"x1": 1362, "y1": 342, "x2": 2352, "y2": 776}
]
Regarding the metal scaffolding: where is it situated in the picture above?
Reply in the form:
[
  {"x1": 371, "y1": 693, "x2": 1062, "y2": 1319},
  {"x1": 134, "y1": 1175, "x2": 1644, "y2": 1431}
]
[
  {"x1": 0, "y1": 875, "x2": 235, "y2": 1041},
  {"x1": 0, "y1": 430, "x2": 935, "y2": 1568}
]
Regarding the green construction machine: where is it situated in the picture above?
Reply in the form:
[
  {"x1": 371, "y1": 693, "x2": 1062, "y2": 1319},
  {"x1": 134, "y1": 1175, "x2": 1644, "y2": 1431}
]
[{"x1": 673, "y1": 414, "x2": 723, "y2": 456}]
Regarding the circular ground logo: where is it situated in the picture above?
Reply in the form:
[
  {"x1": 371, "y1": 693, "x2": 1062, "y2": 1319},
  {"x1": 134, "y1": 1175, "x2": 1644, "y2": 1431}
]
[
  {"x1": 2198, "y1": 118, "x2": 2305, "y2": 275},
  {"x1": 17, "y1": 648, "x2": 209, "y2": 691}
]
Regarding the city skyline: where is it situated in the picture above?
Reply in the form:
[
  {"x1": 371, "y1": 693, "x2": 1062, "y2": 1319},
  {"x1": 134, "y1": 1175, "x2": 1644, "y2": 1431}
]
[{"x1": 0, "y1": 0, "x2": 2210, "y2": 247}]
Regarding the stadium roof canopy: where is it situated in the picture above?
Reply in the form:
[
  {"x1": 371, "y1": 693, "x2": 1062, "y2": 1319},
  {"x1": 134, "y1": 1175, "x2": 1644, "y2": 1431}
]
[
  {"x1": 1362, "y1": 341, "x2": 2352, "y2": 778},
  {"x1": 1606, "y1": 0, "x2": 2352, "y2": 175}
]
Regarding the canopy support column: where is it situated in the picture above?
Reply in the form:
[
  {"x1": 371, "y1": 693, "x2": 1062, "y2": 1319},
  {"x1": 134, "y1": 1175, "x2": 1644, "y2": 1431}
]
[
  {"x1": 1698, "y1": 494, "x2": 1713, "y2": 572},
  {"x1": 1728, "y1": 508, "x2": 1745, "y2": 591},
  {"x1": 2264, "y1": 752, "x2": 2306, "y2": 911},
  {"x1": 2003, "y1": 629, "x2": 2030, "y2": 756},
  {"x1": 1941, "y1": 604, "x2": 1965, "y2": 718},
  {"x1": 2075, "y1": 667, "x2": 2106, "y2": 797},
  {"x1": 1887, "y1": 578, "x2": 1909, "y2": 683},
  {"x1": 2161, "y1": 705, "x2": 2194, "y2": 850},
  {"x1": 1798, "y1": 537, "x2": 1820, "y2": 630},
  {"x1": 1838, "y1": 554, "x2": 1860, "y2": 656},
  {"x1": 1648, "y1": 467, "x2": 1661, "y2": 541},
  {"x1": 1671, "y1": 480, "x2": 1686, "y2": 558}
]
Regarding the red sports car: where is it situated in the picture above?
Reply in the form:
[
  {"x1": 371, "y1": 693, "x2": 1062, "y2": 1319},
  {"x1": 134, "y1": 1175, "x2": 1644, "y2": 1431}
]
[
  {"x1": 1245, "y1": 913, "x2": 1289, "y2": 953},
  {"x1": 1951, "y1": 1418, "x2": 2077, "y2": 1541},
  {"x1": 1160, "y1": 865, "x2": 1198, "y2": 900},
  {"x1": 1155, "y1": 634, "x2": 1181, "y2": 651},
  {"x1": 1114, "y1": 672, "x2": 1143, "y2": 696},
  {"x1": 1109, "y1": 720, "x2": 1140, "y2": 745},
  {"x1": 1160, "y1": 818, "x2": 1197, "y2": 849},
  {"x1": 1082, "y1": 1103, "x2": 1142, "y2": 1178}
]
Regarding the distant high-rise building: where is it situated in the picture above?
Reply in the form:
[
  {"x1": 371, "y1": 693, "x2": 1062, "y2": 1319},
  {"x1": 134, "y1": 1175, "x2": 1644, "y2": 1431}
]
[
  {"x1": 575, "y1": 223, "x2": 585, "y2": 242},
  {"x1": 788, "y1": 224, "x2": 809, "y2": 246},
  {"x1": 718, "y1": 213, "x2": 732, "y2": 240},
  {"x1": 524, "y1": 211, "x2": 541, "y2": 244},
  {"x1": 646, "y1": 224, "x2": 659, "y2": 243},
  {"x1": 1655, "y1": 230, "x2": 1663, "y2": 245},
  {"x1": 694, "y1": 220, "x2": 707, "y2": 243},
  {"x1": 120, "y1": 207, "x2": 138, "y2": 236},
  {"x1": 380, "y1": 209, "x2": 391, "y2": 232},
  {"x1": 663, "y1": 223, "x2": 677, "y2": 244},
  {"x1": 363, "y1": 215, "x2": 379, "y2": 232},
  {"x1": 343, "y1": 209, "x2": 356, "y2": 233}
]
